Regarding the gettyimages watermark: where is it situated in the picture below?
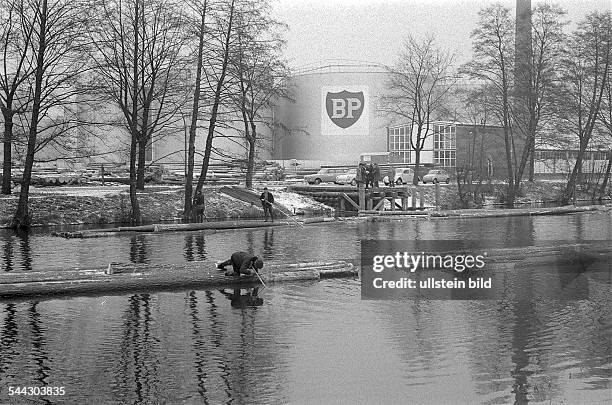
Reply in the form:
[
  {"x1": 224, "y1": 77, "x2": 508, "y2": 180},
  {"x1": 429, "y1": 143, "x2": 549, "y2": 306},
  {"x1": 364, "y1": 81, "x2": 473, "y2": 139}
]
[{"x1": 361, "y1": 240, "x2": 611, "y2": 300}]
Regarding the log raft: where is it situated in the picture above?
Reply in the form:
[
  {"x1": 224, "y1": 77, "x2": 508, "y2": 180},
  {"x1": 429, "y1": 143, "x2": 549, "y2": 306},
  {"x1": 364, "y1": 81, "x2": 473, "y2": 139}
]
[{"x1": 0, "y1": 260, "x2": 357, "y2": 298}]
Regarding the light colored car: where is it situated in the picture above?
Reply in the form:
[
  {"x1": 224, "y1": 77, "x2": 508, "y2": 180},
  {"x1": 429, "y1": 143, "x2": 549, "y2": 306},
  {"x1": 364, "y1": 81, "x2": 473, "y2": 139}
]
[
  {"x1": 304, "y1": 168, "x2": 347, "y2": 184},
  {"x1": 422, "y1": 169, "x2": 451, "y2": 184},
  {"x1": 335, "y1": 169, "x2": 357, "y2": 185},
  {"x1": 383, "y1": 168, "x2": 416, "y2": 185}
]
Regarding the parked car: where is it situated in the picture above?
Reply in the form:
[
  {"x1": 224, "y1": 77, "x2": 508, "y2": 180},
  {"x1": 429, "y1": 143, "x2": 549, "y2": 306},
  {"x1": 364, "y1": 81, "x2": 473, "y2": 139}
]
[
  {"x1": 335, "y1": 169, "x2": 357, "y2": 185},
  {"x1": 304, "y1": 168, "x2": 347, "y2": 184},
  {"x1": 422, "y1": 169, "x2": 451, "y2": 184},
  {"x1": 383, "y1": 168, "x2": 416, "y2": 185}
]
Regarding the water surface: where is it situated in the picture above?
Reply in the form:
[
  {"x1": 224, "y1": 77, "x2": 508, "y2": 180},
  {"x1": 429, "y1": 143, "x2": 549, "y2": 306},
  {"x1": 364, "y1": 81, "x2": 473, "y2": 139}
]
[{"x1": 0, "y1": 212, "x2": 610, "y2": 404}]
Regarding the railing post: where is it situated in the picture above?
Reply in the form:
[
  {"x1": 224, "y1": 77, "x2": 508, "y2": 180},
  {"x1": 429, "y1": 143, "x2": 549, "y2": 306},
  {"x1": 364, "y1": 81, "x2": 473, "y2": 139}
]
[{"x1": 358, "y1": 182, "x2": 365, "y2": 211}]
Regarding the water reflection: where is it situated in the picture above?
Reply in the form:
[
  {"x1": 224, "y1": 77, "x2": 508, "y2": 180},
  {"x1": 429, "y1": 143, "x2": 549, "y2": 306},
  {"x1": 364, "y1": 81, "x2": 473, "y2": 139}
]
[
  {"x1": 262, "y1": 229, "x2": 274, "y2": 260},
  {"x1": 219, "y1": 288, "x2": 264, "y2": 308},
  {"x1": 1, "y1": 230, "x2": 32, "y2": 272},
  {"x1": 184, "y1": 234, "x2": 207, "y2": 262},
  {"x1": 129, "y1": 235, "x2": 150, "y2": 264},
  {"x1": 116, "y1": 294, "x2": 160, "y2": 404},
  {"x1": 0, "y1": 278, "x2": 609, "y2": 404}
]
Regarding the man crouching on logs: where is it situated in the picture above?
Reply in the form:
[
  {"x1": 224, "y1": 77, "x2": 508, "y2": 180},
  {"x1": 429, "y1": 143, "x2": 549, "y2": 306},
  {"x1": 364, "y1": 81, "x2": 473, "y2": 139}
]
[{"x1": 217, "y1": 251, "x2": 264, "y2": 277}]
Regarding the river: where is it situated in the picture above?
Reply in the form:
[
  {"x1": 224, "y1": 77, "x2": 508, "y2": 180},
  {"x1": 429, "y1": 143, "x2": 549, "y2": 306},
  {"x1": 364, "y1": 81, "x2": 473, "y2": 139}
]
[{"x1": 0, "y1": 212, "x2": 611, "y2": 404}]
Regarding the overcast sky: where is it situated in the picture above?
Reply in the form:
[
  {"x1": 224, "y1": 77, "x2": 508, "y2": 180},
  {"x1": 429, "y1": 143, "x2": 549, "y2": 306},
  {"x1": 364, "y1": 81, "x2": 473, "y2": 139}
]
[{"x1": 272, "y1": 0, "x2": 611, "y2": 69}]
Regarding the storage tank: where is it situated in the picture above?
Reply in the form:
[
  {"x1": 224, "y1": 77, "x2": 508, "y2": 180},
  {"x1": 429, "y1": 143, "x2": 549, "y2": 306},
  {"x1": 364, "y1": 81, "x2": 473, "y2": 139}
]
[{"x1": 273, "y1": 61, "x2": 393, "y2": 166}]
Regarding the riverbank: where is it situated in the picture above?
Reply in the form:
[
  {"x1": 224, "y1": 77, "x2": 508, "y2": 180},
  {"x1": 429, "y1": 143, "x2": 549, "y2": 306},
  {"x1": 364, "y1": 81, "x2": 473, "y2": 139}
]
[
  {"x1": 0, "y1": 180, "x2": 609, "y2": 228},
  {"x1": 0, "y1": 185, "x2": 332, "y2": 228}
]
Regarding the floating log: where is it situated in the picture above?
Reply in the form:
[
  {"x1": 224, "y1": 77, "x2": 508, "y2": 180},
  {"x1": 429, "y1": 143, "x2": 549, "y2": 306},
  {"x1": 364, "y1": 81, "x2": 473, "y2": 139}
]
[
  {"x1": 431, "y1": 204, "x2": 610, "y2": 218},
  {"x1": 0, "y1": 260, "x2": 357, "y2": 298}
]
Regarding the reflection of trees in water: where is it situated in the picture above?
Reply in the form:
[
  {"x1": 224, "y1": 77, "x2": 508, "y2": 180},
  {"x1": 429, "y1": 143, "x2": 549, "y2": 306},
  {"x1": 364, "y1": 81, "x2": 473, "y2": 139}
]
[
  {"x1": 0, "y1": 303, "x2": 18, "y2": 380},
  {"x1": 18, "y1": 232, "x2": 33, "y2": 271},
  {"x1": 184, "y1": 234, "x2": 207, "y2": 262},
  {"x1": 0, "y1": 302, "x2": 51, "y2": 405},
  {"x1": 129, "y1": 235, "x2": 150, "y2": 264},
  {"x1": 246, "y1": 231, "x2": 254, "y2": 256},
  {"x1": 27, "y1": 302, "x2": 52, "y2": 404},
  {"x1": 1, "y1": 236, "x2": 14, "y2": 272},
  {"x1": 117, "y1": 294, "x2": 160, "y2": 404},
  {"x1": 187, "y1": 291, "x2": 210, "y2": 403},
  {"x1": 0, "y1": 231, "x2": 33, "y2": 272},
  {"x1": 205, "y1": 290, "x2": 233, "y2": 402},
  {"x1": 262, "y1": 229, "x2": 274, "y2": 259}
]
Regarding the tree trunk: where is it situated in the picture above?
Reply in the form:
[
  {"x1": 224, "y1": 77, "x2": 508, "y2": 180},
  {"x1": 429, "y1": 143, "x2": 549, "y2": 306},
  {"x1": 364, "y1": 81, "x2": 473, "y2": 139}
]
[
  {"x1": 503, "y1": 125, "x2": 515, "y2": 206},
  {"x1": 195, "y1": 0, "x2": 235, "y2": 195},
  {"x1": 412, "y1": 148, "x2": 420, "y2": 186},
  {"x1": 245, "y1": 122, "x2": 256, "y2": 189},
  {"x1": 137, "y1": 139, "x2": 146, "y2": 190},
  {"x1": 129, "y1": 133, "x2": 141, "y2": 224},
  {"x1": 11, "y1": 0, "x2": 48, "y2": 229},
  {"x1": 528, "y1": 143, "x2": 535, "y2": 182},
  {"x1": 598, "y1": 150, "x2": 612, "y2": 200},
  {"x1": 184, "y1": 2, "x2": 207, "y2": 221},
  {"x1": 2, "y1": 108, "x2": 13, "y2": 195},
  {"x1": 561, "y1": 147, "x2": 586, "y2": 205}
]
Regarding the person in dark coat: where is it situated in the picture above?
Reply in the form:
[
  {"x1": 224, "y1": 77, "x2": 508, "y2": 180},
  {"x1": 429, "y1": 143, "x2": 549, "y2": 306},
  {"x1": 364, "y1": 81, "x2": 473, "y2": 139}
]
[
  {"x1": 193, "y1": 190, "x2": 205, "y2": 222},
  {"x1": 366, "y1": 163, "x2": 374, "y2": 189},
  {"x1": 387, "y1": 165, "x2": 395, "y2": 187},
  {"x1": 217, "y1": 251, "x2": 264, "y2": 277},
  {"x1": 260, "y1": 187, "x2": 274, "y2": 222},
  {"x1": 372, "y1": 163, "x2": 381, "y2": 188},
  {"x1": 357, "y1": 162, "x2": 367, "y2": 188}
]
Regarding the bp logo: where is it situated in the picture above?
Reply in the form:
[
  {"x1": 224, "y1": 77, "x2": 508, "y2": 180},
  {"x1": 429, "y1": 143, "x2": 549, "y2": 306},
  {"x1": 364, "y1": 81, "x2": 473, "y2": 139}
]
[{"x1": 325, "y1": 90, "x2": 365, "y2": 129}]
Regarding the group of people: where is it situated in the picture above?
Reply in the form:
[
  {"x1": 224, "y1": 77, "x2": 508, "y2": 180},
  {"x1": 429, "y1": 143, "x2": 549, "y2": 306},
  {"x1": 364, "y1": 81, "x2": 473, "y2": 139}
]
[{"x1": 357, "y1": 162, "x2": 396, "y2": 189}]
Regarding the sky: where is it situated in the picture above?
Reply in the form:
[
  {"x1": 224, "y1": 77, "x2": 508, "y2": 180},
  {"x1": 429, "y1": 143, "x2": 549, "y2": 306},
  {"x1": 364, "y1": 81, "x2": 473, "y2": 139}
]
[{"x1": 271, "y1": 0, "x2": 611, "y2": 69}]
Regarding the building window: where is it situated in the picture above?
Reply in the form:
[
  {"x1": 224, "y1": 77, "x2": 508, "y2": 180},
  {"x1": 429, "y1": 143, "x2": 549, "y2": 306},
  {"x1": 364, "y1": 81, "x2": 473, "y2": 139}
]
[
  {"x1": 434, "y1": 150, "x2": 455, "y2": 167},
  {"x1": 389, "y1": 125, "x2": 411, "y2": 163},
  {"x1": 433, "y1": 124, "x2": 456, "y2": 167}
]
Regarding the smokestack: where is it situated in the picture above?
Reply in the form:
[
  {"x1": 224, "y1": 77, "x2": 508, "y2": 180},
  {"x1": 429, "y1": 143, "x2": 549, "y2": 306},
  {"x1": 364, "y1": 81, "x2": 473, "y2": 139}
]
[{"x1": 515, "y1": 0, "x2": 532, "y2": 91}]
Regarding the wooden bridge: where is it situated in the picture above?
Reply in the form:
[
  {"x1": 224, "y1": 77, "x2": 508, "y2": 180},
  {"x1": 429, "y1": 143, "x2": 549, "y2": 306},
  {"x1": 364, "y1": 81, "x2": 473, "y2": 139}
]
[{"x1": 289, "y1": 184, "x2": 440, "y2": 216}]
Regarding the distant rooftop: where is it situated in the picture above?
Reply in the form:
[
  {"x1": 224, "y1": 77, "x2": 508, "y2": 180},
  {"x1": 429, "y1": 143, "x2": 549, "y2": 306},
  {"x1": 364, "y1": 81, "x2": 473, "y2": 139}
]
[{"x1": 292, "y1": 59, "x2": 388, "y2": 76}]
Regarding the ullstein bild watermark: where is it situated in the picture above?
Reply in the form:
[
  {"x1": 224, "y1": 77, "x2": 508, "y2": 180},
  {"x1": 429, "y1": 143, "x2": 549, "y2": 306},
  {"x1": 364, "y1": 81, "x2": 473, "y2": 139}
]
[{"x1": 361, "y1": 240, "x2": 606, "y2": 300}]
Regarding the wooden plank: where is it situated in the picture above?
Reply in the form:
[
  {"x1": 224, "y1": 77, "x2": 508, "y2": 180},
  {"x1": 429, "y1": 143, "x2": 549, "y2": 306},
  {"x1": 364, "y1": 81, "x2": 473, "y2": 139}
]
[
  {"x1": 373, "y1": 197, "x2": 386, "y2": 211},
  {"x1": 342, "y1": 193, "x2": 359, "y2": 210}
]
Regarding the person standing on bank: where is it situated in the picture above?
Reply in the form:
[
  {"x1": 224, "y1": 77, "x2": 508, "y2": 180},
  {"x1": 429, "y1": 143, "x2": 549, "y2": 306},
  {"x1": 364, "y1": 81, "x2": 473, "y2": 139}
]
[
  {"x1": 357, "y1": 162, "x2": 367, "y2": 188},
  {"x1": 217, "y1": 251, "x2": 264, "y2": 277},
  {"x1": 372, "y1": 163, "x2": 381, "y2": 188},
  {"x1": 369, "y1": 163, "x2": 377, "y2": 188},
  {"x1": 387, "y1": 165, "x2": 395, "y2": 187},
  {"x1": 260, "y1": 187, "x2": 274, "y2": 222}
]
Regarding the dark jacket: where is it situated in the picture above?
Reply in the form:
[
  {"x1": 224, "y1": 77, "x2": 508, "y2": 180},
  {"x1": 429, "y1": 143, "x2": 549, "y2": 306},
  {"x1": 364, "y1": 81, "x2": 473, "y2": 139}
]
[
  {"x1": 260, "y1": 191, "x2": 274, "y2": 206},
  {"x1": 372, "y1": 164, "x2": 381, "y2": 181},
  {"x1": 231, "y1": 251, "x2": 260, "y2": 274}
]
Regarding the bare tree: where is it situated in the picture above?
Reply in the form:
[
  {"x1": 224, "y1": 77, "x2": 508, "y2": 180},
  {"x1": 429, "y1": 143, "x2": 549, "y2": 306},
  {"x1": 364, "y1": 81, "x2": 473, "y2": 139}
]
[
  {"x1": 194, "y1": 0, "x2": 235, "y2": 196},
  {"x1": 381, "y1": 34, "x2": 456, "y2": 185},
  {"x1": 90, "y1": 0, "x2": 188, "y2": 223},
  {"x1": 462, "y1": 4, "x2": 518, "y2": 204},
  {"x1": 228, "y1": 0, "x2": 290, "y2": 188},
  {"x1": 182, "y1": 0, "x2": 209, "y2": 220},
  {"x1": 596, "y1": 64, "x2": 612, "y2": 199},
  {"x1": 0, "y1": 0, "x2": 36, "y2": 194},
  {"x1": 514, "y1": 3, "x2": 568, "y2": 183},
  {"x1": 10, "y1": 0, "x2": 89, "y2": 229},
  {"x1": 556, "y1": 11, "x2": 611, "y2": 204}
]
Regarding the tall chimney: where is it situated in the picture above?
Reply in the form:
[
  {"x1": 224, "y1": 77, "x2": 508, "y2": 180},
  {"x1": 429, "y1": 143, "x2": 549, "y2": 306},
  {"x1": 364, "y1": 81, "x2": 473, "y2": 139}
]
[{"x1": 515, "y1": 0, "x2": 532, "y2": 92}]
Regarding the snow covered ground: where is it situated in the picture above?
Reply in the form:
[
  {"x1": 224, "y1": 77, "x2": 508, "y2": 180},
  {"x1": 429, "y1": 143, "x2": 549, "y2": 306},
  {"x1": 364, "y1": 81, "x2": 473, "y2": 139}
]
[{"x1": 271, "y1": 189, "x2": 333, "y2": 213}]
